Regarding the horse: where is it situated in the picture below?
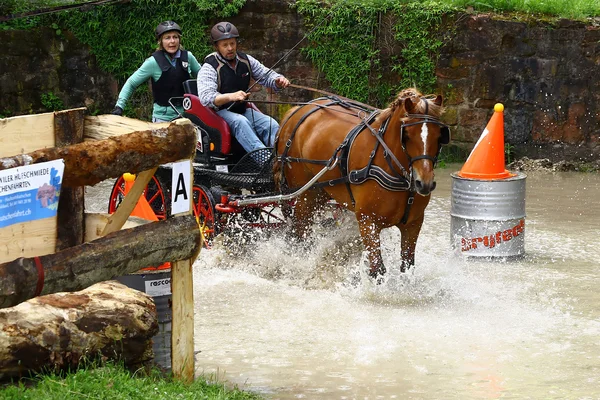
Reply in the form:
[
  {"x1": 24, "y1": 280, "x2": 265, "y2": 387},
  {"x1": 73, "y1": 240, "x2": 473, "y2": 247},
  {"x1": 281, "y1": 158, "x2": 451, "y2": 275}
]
[{"x1": 273, "y1": 88, "x2": 450, "y2": 280}]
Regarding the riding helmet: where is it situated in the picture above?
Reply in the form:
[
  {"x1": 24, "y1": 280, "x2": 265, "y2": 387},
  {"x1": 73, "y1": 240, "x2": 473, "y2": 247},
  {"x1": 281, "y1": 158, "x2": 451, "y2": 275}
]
[
  {"x1": 210, "y1": 22, "x2": 239, "y2": 42},
  {"x1": 155, "y1": 21, "x2": 182, "y2": 40}
]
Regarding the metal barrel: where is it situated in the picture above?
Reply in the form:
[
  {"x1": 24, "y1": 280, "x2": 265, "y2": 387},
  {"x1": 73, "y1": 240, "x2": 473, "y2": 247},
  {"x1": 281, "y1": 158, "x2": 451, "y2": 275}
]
[
  {"x1": 116, "y1": 269, "x2": 172, "y2": 370},
  {"x1": 450, "y1": 172, "x2": 527, "y2": 259}
]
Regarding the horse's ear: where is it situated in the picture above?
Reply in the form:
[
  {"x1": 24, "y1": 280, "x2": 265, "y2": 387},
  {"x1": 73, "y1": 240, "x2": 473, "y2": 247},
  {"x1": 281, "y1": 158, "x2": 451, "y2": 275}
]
[
  {"x1": 433, "y1": 95, "x2": 443, "y2": 106},
  {"x1": 403, "y1": 97, "x2": 416, "y2": 113}
]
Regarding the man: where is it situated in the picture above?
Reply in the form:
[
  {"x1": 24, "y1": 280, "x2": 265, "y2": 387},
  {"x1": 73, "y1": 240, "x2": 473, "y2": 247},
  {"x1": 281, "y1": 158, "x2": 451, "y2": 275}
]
[
  {"x1": 197, "y1": 21, "x2": 290, "y2": 154},
  {"x1": 112, "y1": 21, "x2": 201, "y2": 122}
]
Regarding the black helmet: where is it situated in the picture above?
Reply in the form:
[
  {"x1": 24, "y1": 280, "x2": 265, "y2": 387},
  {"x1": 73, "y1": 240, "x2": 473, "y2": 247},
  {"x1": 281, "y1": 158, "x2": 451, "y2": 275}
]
[
  {"x1": 210, "y1": 22, "x2": 239, "y2": 43},
  {"x1": 155, "y1": 21, "x2": 182, "y2": 40}
]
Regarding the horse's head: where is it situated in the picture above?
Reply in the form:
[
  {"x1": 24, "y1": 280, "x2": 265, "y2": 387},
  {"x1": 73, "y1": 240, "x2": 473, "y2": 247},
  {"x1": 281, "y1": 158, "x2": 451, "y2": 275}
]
[{"x1": 381, "y1": 89, "x2": 450, "y2": 196}]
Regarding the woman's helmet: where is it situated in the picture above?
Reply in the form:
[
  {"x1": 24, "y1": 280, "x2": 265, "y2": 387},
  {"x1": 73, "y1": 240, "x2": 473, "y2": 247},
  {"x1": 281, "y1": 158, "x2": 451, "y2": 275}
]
[
  {"x1": 155, "y1": 21, "x2": 182, "y2": 40},
  {"x1": 210, "y1": 22, "x2": 239, "y2": 43}
]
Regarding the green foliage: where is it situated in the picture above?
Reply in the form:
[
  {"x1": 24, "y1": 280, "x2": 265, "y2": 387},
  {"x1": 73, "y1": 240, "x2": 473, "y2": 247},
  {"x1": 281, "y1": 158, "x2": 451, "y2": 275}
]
[
  {"x1": 1, "y1": 0, "x2": 246, "y2": 118},
  {"x1": 0, "y1": 108, "x2": 13, "y2": 119},
  {"x1": 445, "y1": 0, "x2": 600, "y2": 19},
  {"x1": 40, "y1": 91, "x2": 64, "y2": 111},
  {"x1": 505, "y1": 142, "x2": 515, "y2": 164},
  {"x1": 56, "y1": 0, "x2": 245, "y2": 81},
  {"x1": 391, "y1": 1, "x2": 455, "y2": 93},
  {"x1": 295, "y1": 0, "x2": 456, "y2": 106},
  {"x1": 295, "y1": 0, "x2": 385, "y2": 104}
]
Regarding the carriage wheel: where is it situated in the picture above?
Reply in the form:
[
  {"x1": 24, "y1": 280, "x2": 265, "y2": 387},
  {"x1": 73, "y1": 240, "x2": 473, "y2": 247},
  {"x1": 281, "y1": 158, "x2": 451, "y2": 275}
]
[
  {"x1": 193, "y1": 185, "x2": 217, "y2": 248},
  {"x1": 108, "y1": 175, "x2": 168, "y2": 220}
]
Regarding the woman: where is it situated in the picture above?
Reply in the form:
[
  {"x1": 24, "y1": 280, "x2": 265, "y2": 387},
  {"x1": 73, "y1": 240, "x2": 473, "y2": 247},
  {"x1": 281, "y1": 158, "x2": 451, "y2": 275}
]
[{"x1": 112, "y1": 21, "x2": 201, "y2": 122}]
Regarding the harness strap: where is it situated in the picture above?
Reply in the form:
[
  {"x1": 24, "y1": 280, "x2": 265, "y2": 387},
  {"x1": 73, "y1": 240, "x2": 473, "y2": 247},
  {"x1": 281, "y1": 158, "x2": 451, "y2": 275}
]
[
  {"x1": 400, "y1": 191, "x2": 415, "y2": 225},
  {"x1": 361, "y1": 119, "x2": 411, "y2": 181}
]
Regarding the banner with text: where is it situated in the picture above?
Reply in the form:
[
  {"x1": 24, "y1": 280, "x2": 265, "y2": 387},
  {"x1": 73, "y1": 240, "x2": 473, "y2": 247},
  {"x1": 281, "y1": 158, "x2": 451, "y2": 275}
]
[{"x1": 0, "y1": 160, "x2": 65, "y2": 228}]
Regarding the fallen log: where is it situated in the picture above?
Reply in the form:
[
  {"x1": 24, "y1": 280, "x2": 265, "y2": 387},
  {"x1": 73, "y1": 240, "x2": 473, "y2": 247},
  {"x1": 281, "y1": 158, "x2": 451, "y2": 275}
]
[
  {"x1": 0, "y1": 214, "x2": 200, "y2": 309},
  {"x1": 0, "y1": 280, "x2": 158, "y2": 381},
  {"x1": 0, "y1": 118, "x2": 196, "y2": 187}
]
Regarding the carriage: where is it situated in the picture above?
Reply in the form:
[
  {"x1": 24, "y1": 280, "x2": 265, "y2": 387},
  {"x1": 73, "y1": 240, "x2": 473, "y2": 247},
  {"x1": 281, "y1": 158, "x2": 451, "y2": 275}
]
[
  {"x1": 107, "y1": 79, "x2": 450, "y2": 279},
  {"x1": 107, "y1": 80, "x2": 334, "y2": 246}
]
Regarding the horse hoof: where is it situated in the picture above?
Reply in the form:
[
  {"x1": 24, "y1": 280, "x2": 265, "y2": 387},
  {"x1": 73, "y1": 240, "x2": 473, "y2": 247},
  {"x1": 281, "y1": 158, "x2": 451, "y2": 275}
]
[{"x1": 368, "y1": 265, "x2": 386, "y2": 284}]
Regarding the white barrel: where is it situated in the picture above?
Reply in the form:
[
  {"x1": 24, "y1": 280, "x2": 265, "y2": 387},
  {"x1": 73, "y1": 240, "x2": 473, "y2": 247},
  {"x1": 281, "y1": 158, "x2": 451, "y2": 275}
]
[{"x1": 450, "y1": 172, "x2": 527, "y2": 258}]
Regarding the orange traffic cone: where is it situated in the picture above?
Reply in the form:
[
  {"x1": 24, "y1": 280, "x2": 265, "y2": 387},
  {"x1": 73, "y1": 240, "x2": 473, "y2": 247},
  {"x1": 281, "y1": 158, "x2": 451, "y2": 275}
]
[
  {"x1": 458, "y1": 103, "x2": 514, "y2": 180},
  {"x1": 123, "y1": 173, "x2": 171, "y2": 271},
  {"x1": 123, "y1": 173, "x2": 158, "y2": 221}
]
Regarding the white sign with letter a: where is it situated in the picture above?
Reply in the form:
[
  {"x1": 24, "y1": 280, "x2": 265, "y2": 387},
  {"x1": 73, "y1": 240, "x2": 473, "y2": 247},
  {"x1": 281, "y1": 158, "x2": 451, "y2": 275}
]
[{"x1": 171, "y1": 160, "x2": 191, "y2": 215}]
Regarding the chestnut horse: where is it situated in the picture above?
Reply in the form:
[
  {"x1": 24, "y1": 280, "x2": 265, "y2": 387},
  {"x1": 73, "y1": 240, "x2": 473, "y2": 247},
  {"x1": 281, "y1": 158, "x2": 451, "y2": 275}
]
[{"x1": 273, "y1": 88, "x2": 449, "y2": 280}]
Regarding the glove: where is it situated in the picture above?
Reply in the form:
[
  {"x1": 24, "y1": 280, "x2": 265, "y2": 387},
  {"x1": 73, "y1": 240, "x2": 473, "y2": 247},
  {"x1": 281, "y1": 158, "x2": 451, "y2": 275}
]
[{"x1": 111, "y1": 106, "x2": 123, "y2": 116}]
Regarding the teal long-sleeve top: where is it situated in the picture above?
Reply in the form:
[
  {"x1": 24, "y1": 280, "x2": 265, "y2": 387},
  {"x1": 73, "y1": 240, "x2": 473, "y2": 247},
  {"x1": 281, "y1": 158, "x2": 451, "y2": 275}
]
[{"x1": 116, "y1": 50, "x2": 201, "y2": 122}]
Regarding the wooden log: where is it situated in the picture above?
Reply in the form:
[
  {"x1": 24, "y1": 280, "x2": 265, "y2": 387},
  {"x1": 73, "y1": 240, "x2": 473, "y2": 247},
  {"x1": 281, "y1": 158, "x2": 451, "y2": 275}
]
[
  {"x1": 0, "y1": 119, "x2": 196, "y2": 187},
  {"x1": 0, "y1": 214, "x2": 200, "y2": 309},
  {"x1": 0, "y1": 280, "x2": 158, "y2": 381},
  {"x1": 54, "y1": 108, "x2": 86, "y2": 251},
  {"x1": 84, "y1": 115, "x2": 170, "y2": 141}
]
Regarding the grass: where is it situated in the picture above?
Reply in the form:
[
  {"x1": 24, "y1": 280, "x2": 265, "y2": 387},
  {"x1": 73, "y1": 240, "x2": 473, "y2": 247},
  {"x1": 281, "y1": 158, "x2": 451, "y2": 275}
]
[
  {"x1": 444, "y1": 0, "x2": 600, "y2": 19},
  {"x1": 0, "y1": 362, "x2": 262, "y2": 400}
]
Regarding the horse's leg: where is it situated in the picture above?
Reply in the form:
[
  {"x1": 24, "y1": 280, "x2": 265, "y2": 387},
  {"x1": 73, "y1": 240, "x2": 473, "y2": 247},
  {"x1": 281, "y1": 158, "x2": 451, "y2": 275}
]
[
  {"x1": 397, "y1": 214, "x2": 425, "y2": 272},
  {"x1": 290, "y1": 190, "x2": 325, "y2": 240},
  {"x1": 356, "y1": 214, "x2": 386, "y2": 280}
]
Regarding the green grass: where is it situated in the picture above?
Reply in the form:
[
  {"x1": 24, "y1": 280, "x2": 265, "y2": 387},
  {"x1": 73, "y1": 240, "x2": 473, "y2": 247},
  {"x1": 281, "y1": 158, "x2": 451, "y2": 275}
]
[
  {"x1": 444, "y1": 0, "x2": 600, "y2": 19},
  {"x1": 0, "y1": 362, "x2": 262, "y2": 400}
]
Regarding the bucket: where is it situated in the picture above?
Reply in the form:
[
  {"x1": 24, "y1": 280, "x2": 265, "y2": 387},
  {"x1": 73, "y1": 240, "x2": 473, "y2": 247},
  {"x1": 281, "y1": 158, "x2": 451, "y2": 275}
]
[
  {"x1": 450, "y1": 172, "x2": 527, "y2": 258},
  {"x1": 116, "y1": 269, "x2": 172, "y2": 370}
]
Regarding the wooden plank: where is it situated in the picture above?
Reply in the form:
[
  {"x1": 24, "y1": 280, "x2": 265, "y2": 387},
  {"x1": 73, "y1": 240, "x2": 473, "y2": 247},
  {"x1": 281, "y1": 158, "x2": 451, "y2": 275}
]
[
  {"x1": 171, "y1": 159, "x2": 196, "y2": 383},
  {"x1": 0, "y1": 112, "x2": 55, "y2": 157},
  {"x1": 0, "y1": 218, "x2": 57, "y2": 264},
  {"x1": 54, "y1": 109, "x2": 86, "y2": 251},
  {"x1": 84, "y1": 114, "x2": 170, "y2": 141},
  {"x1": 100, "y1": 168, "x2": 158, "y2": 236},
  {"x1": 84, "y1": 213, "x2": 151, "y2": 242}
]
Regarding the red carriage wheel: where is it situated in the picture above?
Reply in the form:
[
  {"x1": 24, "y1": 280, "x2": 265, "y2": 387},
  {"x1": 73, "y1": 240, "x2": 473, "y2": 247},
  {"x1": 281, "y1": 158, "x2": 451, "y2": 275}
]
[
  {"x1": 193, "y1": 185, "x2": 217, "y2": 248},
  {"x1": 107, "y1": 174, "x2": 168, "y2": 220}
]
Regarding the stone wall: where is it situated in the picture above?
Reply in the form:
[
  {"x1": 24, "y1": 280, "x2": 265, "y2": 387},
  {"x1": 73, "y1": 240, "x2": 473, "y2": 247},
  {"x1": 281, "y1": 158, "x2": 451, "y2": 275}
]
[
  {"x1": 0, "y1": 28, "x2": 118, "y2": 117},
  {"x1": 436, "y1": 15, "x2": 600, "y2": 162},
  {"x1": 1, "y1": 2, "x2": 599, "y2": 161}
]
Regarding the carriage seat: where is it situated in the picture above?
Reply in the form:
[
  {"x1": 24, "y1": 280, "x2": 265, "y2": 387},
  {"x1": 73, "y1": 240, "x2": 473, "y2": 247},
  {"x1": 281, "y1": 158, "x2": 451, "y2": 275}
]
[{"x1": 181, "y1": 79, "x2": 261, "y2": 156}]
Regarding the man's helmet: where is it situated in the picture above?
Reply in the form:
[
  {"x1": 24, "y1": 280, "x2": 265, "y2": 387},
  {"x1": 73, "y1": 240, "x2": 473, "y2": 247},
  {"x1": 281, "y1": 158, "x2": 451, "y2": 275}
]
[
  {"x1": 210, "y1": 22, "x2": 239, "y2": 43},
  {"x1": 155, "y1": 21, "x2": 182, "y2": 40}
]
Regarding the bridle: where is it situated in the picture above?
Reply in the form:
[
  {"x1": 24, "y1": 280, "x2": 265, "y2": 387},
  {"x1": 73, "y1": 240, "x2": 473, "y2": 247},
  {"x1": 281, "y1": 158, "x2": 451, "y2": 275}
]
[{"x1": 400, "y1": 113, "x2": 451, "y2": 168}]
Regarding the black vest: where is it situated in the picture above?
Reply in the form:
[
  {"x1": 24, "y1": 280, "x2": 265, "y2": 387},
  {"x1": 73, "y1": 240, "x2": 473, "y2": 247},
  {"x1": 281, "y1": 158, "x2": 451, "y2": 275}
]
[
  {"x1": 151, "y1": 50, "x2": 190, "y2": 107},
  {"x1": 205, "y1": 52, "x2": 252, "y2": 114}
]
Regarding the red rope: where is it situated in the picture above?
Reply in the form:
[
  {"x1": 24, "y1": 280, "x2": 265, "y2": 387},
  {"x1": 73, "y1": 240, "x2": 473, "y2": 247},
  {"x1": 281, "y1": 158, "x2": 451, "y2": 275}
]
[{"x1": 33, "y1": 257, "x2": 45, "y2": 297}]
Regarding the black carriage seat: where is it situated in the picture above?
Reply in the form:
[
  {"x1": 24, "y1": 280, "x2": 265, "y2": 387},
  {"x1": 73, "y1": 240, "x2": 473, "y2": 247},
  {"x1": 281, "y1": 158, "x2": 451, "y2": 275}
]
[{"x1": 181, "y1": 79, "x2": 262, "y2": 157}]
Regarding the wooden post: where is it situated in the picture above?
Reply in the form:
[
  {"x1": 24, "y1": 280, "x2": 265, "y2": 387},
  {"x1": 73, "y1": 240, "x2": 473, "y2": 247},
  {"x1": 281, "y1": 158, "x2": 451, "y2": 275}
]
[
  {"x1": 100, "y1": 167, "x2": 158, "y2": 236},
  {"x1": 170, "y1": 139, "x2": 197, "y2": 382},
  {"x1": 54, "y1": 108, "x2": 86, "y2": 251}
]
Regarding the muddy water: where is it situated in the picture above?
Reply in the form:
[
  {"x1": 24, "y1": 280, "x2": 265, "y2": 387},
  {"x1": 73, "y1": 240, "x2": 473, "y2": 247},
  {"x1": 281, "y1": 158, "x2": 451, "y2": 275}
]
[{"x1": 87, "y1": 167, "x2": 600, "y2": 399}]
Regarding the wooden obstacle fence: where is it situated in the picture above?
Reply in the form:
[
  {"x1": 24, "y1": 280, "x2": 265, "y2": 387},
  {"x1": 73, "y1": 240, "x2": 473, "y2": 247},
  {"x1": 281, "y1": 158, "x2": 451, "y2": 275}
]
[{"x1": 0, "y1": 109, "x2": 199, "y2": 382}]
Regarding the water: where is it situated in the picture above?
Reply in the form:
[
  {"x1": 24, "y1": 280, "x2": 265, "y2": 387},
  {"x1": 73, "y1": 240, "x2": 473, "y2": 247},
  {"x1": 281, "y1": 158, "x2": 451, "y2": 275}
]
[{"x1": 87, "y1": 167, "x2": 600, "y2": 399}]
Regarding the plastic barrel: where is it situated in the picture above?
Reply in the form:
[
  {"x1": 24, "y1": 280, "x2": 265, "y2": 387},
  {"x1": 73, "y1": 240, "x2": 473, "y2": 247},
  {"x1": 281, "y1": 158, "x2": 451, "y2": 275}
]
[
  {"x1": 450, "y1": 172, "x2": 527, "y2": 258},
  {"x1": 116, "y1": 269, "x2": 172, "y2": 370}
]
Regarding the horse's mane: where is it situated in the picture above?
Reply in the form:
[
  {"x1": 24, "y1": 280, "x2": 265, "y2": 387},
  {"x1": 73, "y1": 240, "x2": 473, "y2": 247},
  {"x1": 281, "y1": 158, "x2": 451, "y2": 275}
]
[{"x1": 376, "y1": 87, "x2": 444, "y2": 123}]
